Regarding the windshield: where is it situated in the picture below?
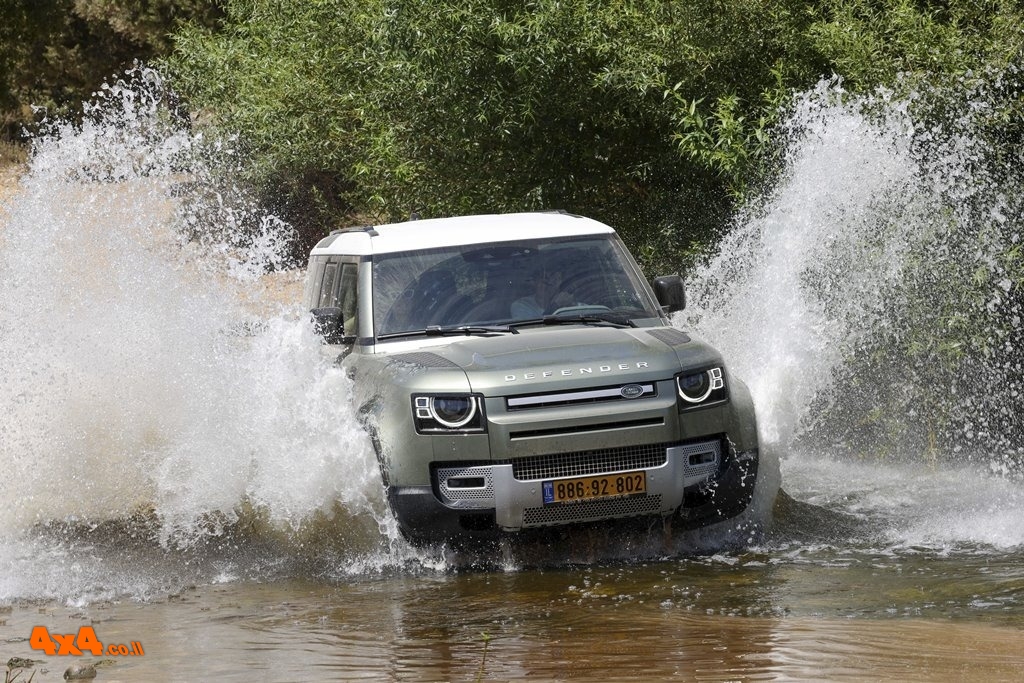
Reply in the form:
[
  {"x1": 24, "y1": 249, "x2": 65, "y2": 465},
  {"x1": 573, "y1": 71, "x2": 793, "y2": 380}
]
[{"x1": 371, "y1": 234, "x2": 662, "y2": 338}]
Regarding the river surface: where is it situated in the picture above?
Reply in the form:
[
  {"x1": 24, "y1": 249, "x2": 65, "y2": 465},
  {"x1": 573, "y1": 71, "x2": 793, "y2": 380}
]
[
  {"x1": 2, "y1": 459, "x2": 1023, "y2": 682},
  {"x1": 2, "y1": 71, "x2": 1023, "y2": 681}
]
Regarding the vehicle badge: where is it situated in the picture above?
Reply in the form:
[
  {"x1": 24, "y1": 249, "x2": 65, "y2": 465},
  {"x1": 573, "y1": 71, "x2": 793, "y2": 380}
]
[{"x1": 620, "y1": 384, "x2": 645, "y2": 399}]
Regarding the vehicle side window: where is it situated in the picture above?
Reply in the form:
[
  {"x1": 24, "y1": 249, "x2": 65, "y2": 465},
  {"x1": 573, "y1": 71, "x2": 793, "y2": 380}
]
[
  {"x1": 304, "y1": 257, "x2": 327, "y2": 309},
  {"x1": 318, "y1": 262, "x2": 340, "y2": 308},
  {"x1": 338, "y1": 263, "x2": 359, "y2": 337},
  {"x1": 311, "y1": 258, "x2": 360, "y2": 339}
]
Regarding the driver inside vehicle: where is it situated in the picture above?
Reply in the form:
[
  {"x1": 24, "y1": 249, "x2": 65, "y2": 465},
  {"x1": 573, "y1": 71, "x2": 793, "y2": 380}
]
[{"x1": 511, "y1": 262, "x2": 574, "y2": 318}]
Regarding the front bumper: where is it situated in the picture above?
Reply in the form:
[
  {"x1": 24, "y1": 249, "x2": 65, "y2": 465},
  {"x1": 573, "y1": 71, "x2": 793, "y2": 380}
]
[{"x1": 387, "y1": 438, "x2": 758, "y2": 545}]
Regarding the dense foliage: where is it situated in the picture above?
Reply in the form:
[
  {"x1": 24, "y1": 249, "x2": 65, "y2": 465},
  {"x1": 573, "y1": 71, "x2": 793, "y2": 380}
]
[
  {"x1": 0, "y1": 0, "x2": 223, "y2": 141},
  {"x1": 162, "y1": 0, "x2": 1023, "y2": 268},
  {"x1": 165, "y1": 0, "x2": 825, "y2": 265},
  {"x1": 7, "y1": 0, "x2": 1020, "y2": 267}
]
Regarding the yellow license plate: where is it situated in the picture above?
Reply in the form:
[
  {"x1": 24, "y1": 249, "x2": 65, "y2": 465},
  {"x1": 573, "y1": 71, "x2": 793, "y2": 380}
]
[{"x1": 542, "y1": 471, "x2": 647, "y2": 505}]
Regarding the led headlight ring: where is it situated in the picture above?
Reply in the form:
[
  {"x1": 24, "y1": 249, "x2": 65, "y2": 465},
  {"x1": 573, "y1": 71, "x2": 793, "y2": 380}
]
[
  {"x1": 429, "y1": 396, "x2": 478, "y2": 428},
  {"x1": 677, "y1": 368, "x2": 724, "y2": 404}
]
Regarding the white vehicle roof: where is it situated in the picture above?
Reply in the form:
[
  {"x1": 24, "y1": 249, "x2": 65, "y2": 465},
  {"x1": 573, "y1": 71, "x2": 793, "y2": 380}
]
[{"x1": 309, "y1": 212, "x2": 616, "y2": 257}]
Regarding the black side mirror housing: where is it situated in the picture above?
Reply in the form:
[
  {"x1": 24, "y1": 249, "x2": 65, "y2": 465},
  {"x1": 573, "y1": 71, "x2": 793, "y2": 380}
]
[
  {"x1": 311, "y1": 307, "x2": 347, "y2": 344},
  {"x1": 653, "y1": 275, "x2": 686, "y2": 313}
]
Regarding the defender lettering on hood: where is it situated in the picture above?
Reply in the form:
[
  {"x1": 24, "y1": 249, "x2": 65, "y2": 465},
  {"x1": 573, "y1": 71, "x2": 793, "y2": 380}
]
[
  {"x1": 305, "y1": 211, "x2": 763, "y2": 547},
  {"x1": 504, "y1": 361, "x2": 650, "y2": 382}
]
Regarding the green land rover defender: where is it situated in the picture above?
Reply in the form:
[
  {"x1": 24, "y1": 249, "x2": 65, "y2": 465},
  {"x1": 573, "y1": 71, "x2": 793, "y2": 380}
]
[{"x1": 306, "y1": 212, "x2": 760, "y2": 545}]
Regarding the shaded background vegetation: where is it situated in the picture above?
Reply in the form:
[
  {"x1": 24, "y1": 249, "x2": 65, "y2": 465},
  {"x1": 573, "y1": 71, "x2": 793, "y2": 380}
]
[
  {"x1": 4, "y1": 0, "x2": 1020, "y2": 265},
  {"x1": 2, "y1": 0, "x2": 1023, "y2": 457},
  {"x1": 0, "y1": 1, "x2": 222, "y2": 142}
]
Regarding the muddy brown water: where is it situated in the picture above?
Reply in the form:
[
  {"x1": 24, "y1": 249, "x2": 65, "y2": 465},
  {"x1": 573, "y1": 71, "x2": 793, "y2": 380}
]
[
  {"x1": 3, "y1": 493, "x2": 1023, "y2": 683},
  {"x1": 3, "y1": 565, "x2": 1023, "y2": 682}
]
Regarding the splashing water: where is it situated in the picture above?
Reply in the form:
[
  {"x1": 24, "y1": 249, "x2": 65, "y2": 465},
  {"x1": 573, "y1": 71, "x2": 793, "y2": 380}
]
[
  {"x1": 685, "y1": 81, "x2": 923, "y2": 447},
  {"x1": 685, "y1": 76, "x2": 1024, "y2": 550},
  {"x1": 0, "y1": 70, "x2": 424, "y2": 601},
  {"x1": 4, "y1": 69, "x2": 1023, "y2": 604}
]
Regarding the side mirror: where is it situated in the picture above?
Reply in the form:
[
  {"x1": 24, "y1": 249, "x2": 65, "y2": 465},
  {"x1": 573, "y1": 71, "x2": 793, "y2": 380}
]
[
  {"x1": 653, "y1": 275, "x2": 686, "y2": 313},
  {"x1": 311, "y1": 307, "x2": 347, "y2": 344}
]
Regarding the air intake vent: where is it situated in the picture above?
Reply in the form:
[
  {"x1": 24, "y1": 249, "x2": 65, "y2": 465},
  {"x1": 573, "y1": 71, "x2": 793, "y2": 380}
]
[
  {"x1": 647, "y1": 328, "x2": 691, "y2": 346},
  {"x1": 435, "y1": 464, "x2": 495, "y2": 508},
  {"x1": 390, "y1": 352, "x2": 460, "y2": 368}
]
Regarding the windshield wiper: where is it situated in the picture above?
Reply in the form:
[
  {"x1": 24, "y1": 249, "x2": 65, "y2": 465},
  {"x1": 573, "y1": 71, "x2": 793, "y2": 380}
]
[
  {"x1": 375, "y1": 329, "x2": 432, "y2": 340},
  {"x1": 507, "y1": 313, "x2": 637, "y2": 329},
  {"x1": 377, "y1": 324, "x2": 516, "y2": 340},
  {"x1": 424, "y1": 324, "x2": 517, "y2": 336},
  {"x1": 542, "y1": 312, "x2": 637, "y2": 328}
]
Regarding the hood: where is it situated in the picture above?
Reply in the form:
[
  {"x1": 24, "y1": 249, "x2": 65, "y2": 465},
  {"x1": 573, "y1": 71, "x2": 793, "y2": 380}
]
[{"x1": 414, "y1": 326, "x2": 721, "y2": 395}]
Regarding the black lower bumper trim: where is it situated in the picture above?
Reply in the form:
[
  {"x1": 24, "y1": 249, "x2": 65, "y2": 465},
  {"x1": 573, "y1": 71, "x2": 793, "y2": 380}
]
[
  {"x1": 387, "y1": 486, "x2": 497, "y2": 546},
  {"x1": 675, "y1": 448, "x2": 759, "y2": 529}
]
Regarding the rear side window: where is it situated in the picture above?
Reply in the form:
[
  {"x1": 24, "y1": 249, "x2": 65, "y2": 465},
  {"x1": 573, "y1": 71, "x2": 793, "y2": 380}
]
[
  {"x1": 318, "y1": 262, "x2": 340, "y2": 308},
  {"x1": 307, "y1": 257, "x2": 355, "y2": 306},
  {"x1": 307, "y1": 256, "x2": 360, "y2": 337},
  {"x1": 303, "y1": 256, "x2": 327, "y2": 309},
  {"x1": 337, "y1": 263, "x2": 359, "y2": 335}
]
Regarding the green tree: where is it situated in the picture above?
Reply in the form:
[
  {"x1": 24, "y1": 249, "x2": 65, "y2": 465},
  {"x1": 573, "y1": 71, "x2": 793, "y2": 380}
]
[
  {"x1": 167, "y1": 0, "x2": 821, "y2": 266},
  {"x1": 808, "y1": 0, "x2": 1023, "y2": 89}
]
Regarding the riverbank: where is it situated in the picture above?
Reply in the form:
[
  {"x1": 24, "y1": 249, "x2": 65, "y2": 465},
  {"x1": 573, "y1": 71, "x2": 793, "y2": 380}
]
[
  {"x1": 0, "y1": 160, "x2": 22, "y2": 247},
  {"x1": 0, "y1": 158, "x2": 23, "y2": 200},
  {"x1": 0, "y1": 157, "x2": 305, "y2": 311}
]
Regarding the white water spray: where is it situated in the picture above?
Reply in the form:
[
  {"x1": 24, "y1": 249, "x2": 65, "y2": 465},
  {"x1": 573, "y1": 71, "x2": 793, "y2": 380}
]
[
  {"x1": 0, "y1": 71, "x2": 411, "y2": 600},
  {"x1": 687, "y1": 77, "x2": 1024, "y2": 459},
  {"x1": 684, "y1": 77, "x2": 1024, "y2": 549},
  {"x1": 684, "y1": 82, "x2": 918, "y2": 446}
]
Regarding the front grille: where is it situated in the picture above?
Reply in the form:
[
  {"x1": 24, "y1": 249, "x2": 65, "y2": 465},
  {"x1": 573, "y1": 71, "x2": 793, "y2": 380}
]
[
  {"x1": 523, "y1": 494, "x2": 664, "y2": 526},
  {"x1": 506, "y1": 382, "x2": 657, "y2": 410},
  {"x1": 510, "y1": 442, "x2": 671, "y2": 481},
  {"x1": 509, "y1": 417, "x2": 663, "y2": 440}
]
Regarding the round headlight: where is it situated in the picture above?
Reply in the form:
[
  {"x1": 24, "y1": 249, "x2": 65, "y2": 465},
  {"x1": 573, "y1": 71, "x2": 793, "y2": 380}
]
[
  {"x1": 429, "y1": 396, "x2": 478, "y2": 428},
  {"x1": 677, "y1": 371, "x2": 714, "y2": 403}
]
